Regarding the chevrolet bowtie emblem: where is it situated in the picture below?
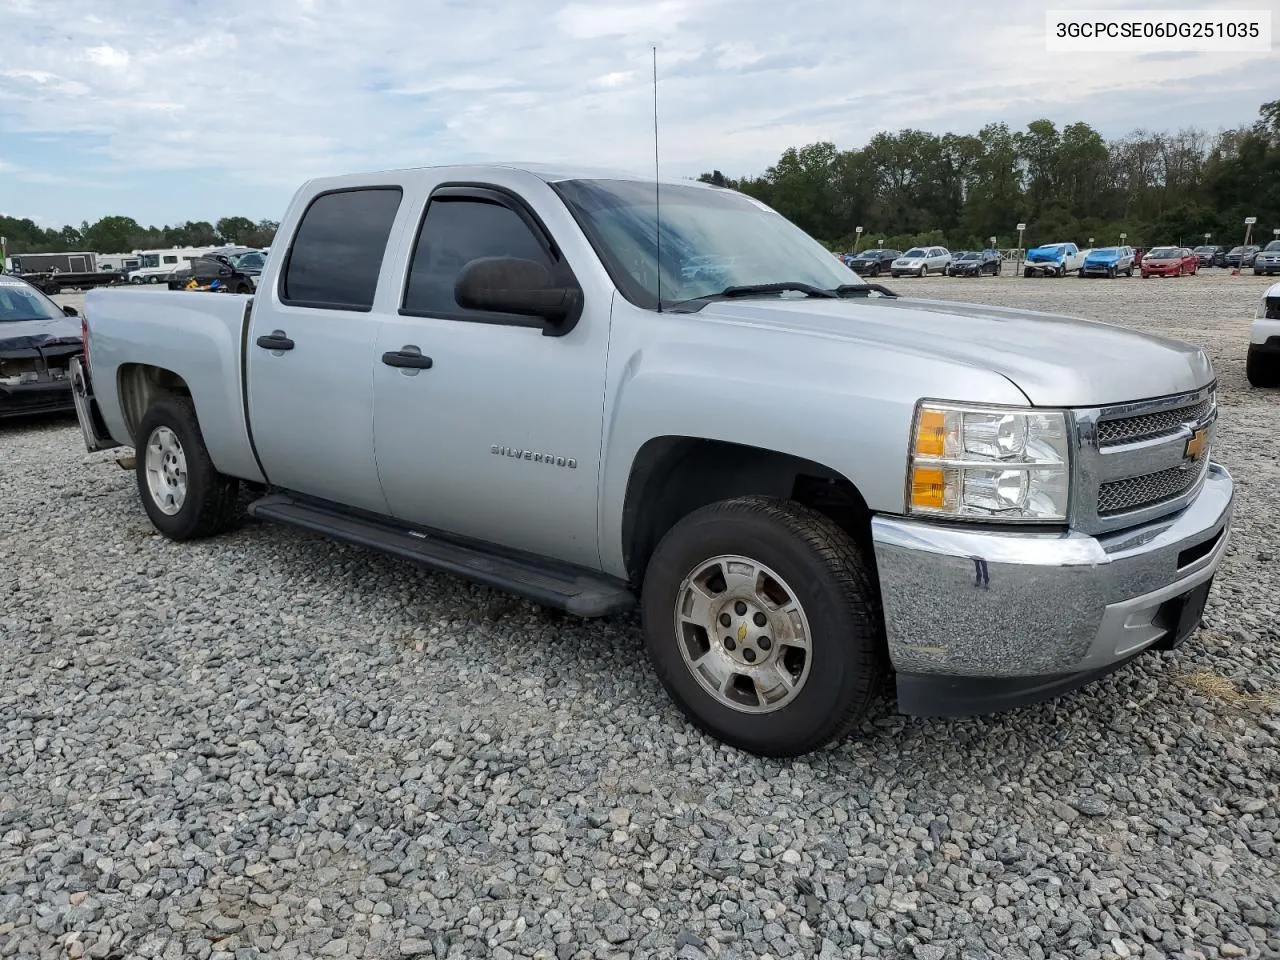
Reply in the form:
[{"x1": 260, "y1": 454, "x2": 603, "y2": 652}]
[
  {"x1": 1184, "y1": 427, "x2": 1208, "y2": 462},
  {"x1": 737, "y1": 623, "x2": 748, "y2": 643}
]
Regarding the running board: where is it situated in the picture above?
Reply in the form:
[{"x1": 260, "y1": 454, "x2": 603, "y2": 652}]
[{"x1": 245, "y1": 494, "x2": 635, "y2": 618}]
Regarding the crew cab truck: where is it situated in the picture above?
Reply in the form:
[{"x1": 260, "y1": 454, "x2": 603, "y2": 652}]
[
  {"x1": 69, "y1": 163, "x2": 1235, "y2": 758},
  {"x1": 1023, "y1": 242, "x2": 1085, "y2": 277},
  {"x1": 1248, "y1": 282, "x2": 1280, "y2": 387}
]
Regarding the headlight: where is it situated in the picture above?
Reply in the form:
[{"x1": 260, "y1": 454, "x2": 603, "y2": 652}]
[{"x1": 906, "y1": 401, "x2": 1071, "y2": 522}]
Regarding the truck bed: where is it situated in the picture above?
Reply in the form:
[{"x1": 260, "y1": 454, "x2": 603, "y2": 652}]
[{"x1": 82, "y1": 288, "x2": 264, "y2": 483}]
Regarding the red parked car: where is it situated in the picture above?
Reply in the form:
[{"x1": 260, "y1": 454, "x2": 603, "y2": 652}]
[{"x1": 1140, "y1": 246, "x2": 1199, "y2": 278}]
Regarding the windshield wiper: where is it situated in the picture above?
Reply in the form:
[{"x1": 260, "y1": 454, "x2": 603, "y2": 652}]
[
  {"x1": 669, "y1": 281, "x2": 839, "y2": 312},
  {"x1": 718, "y1": 282, "x2": 838, "y2": 299},
  {"x1": 830, "y1": 283, "x2": 898, "y2": 298}
]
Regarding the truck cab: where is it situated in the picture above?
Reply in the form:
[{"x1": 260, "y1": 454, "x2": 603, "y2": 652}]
[{"x1": 69, "y1": 163, "x2": 1234, "y2": 758}]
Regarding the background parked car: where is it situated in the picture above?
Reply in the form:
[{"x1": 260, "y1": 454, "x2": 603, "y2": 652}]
[
  {"x1": 1252, "y1": 240, "x2": 1280, "y2": 276},
  {"x1": 1193, "y1": 244, "x2": 1228, "y2": 267},
  {"x1": 891, "y1": 246, "x2": 951, "y2": 277},
  {"x1": 845, "y1": 248, "x2": 901, "y2": 277},
  {"x1": 0, "y1": 274, "x2": 82, "y2": 419},
  {"x1": 946, "y1": 250, "x2": 1002, "y2": 276},
  {"x1": 1141, "y1": 246, "x2": 1199, "y2": 277},
  {"x1": 1080, "y1": 245, "x2": 1136, "y2": 278},
  {"x1": 170, "y1": 256, "x2": 257, "y2": 294},
  {"x1": 1022, "y1": 242, "x2": 1084, "y2": 277},
  {"x1": 1225, "y1": 244, "x2": 1261, "y2": 269}
]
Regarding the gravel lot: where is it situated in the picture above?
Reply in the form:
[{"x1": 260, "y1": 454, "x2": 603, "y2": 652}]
[{"x1": 2, "y1": 272, "x2": 1277, "y2": 960}]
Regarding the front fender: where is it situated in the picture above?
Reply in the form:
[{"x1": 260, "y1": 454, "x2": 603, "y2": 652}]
[{"x1": 595, "y1": 305, "x2": 1030, "y2": 579}]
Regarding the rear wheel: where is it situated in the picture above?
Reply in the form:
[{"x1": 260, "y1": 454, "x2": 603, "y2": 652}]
[
  {"x1": 1247, "y1": 345, "x2": 1280, "y2": 388},
  {"x1": 640, "y1": 495, "x2": 887, "y2": 757},
  {"x1": 135, "y1": 395, "x2": 241, "y2": 540}
]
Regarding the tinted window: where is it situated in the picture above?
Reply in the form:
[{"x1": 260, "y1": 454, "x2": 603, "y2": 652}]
[
  {"x1": 402, "y1": 197, "x2": 555, "y2": 318},
  {"x1": 282, "y1": 187, "x2": 402, "y2": 310}
]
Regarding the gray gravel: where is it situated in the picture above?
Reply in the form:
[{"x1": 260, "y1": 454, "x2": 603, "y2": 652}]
[{"x1": 2, "y1": 271, "x2": 1278, "y2": 960}]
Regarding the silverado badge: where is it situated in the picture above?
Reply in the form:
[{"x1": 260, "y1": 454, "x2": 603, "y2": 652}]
[{"x1": 1183, "y1": 428, "x2": 1208, "y2": 463}]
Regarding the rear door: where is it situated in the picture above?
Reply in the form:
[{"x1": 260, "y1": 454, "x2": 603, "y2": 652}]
[
  {"x1": 245, "y1": 184, "x2": 409, "y2": 515},
  {"x1": 370, "y1": 180, "x2": 611, "y2": 569}
]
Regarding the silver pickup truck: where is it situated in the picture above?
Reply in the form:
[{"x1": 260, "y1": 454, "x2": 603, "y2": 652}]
[{"x1": 68, "y1": 163, "x2": 1235, "y2": 757}]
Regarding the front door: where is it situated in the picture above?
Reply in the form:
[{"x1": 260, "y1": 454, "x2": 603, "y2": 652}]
[
  {"x1": 372, "y1": 183, "x2": 611, "y2": 569},
  {"x1": 246, "y1": 184, "x2": 407, "y2": 515}
]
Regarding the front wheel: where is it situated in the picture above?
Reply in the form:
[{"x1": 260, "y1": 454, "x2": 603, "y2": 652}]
[
  {"x1": 135, "y1": 395, "x2": 241, "y2": 540},
  {"x1": 919, "y1": 265, "x2": 928, "y2": 277},
  {"x1": 640, "y1": 495, "x2": 887, "y2": 757}
]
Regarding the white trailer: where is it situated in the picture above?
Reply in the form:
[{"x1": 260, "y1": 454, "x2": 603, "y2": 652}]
[{"x1": 126, "y1": 246, "x2": 224, "y2": 284}]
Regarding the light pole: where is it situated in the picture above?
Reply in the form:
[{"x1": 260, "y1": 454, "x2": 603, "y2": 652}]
[
  {"x1": 1016, "y1": 222, "x2": 1026, "y2": 275},
  {"x1": 853, "y1": 225, "x2": 863, "y2": 254},
  {"x1": 1120, "y1": 231, "x2": 1127, "y2": 248},
  {"x1": 1237, "y1": 217, "x2": 1257, "y2": 275}
]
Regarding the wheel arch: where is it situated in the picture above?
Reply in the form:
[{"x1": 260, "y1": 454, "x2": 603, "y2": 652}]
[
  {"x1": 117, "y1": 362, "x2": 193, "y2": 444},
  {"x1": 619, "y1": 436, "x2": 876, "y2": 589}
]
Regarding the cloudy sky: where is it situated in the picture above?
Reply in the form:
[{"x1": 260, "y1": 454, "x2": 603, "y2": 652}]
[{"x1": 1, "y1": 0, "x2": 1277, "y2": 230}]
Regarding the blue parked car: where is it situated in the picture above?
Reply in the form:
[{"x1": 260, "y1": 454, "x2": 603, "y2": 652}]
[{"x1": 1080, "y1": 245, "x2": 1136, "y2": 278}]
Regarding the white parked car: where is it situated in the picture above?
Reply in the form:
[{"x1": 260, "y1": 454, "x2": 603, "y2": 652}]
[
  {"x1": 890, "y1": 246, "x2": 951, "y2": 277},
  {"x1": 1248, "y1": 281, "x2": 1280, "y2": 387}
]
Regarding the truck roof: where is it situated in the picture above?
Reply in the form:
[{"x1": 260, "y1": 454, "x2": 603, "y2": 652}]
[{"x1": 303, "y1": 161, "x2": 716, "y2": 191}]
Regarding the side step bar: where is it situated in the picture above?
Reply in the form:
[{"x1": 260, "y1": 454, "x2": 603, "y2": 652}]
[{"x1": 245, "y1": 494, "x2": 636, "y2": 618}]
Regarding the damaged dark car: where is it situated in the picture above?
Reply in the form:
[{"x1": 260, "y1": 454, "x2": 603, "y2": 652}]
[{"x1": 0, "y1": 275, "x2": 83, "y2": 419}]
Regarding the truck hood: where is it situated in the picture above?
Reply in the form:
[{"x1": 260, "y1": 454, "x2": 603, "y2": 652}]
[
  {"x1": 693, "y1": 295, "x2": 1213, "y2": 408},
  {"x1": 1027, "y1": 247, "x2": 1067, "y2": 262},
  {"x1": 0, "y1": 315, "x2": 82, "y2": 353}
]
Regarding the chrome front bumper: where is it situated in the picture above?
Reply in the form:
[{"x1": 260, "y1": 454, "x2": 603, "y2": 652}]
[{"x1": 870, "y1": 463, "x2": 1234, "y2": 714}]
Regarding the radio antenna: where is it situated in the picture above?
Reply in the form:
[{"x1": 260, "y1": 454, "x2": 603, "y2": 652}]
[{"x1": 652, "y1": 43, "x2": 662, "y2": 312}]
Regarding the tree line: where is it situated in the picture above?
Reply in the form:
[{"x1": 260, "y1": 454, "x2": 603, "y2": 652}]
[
  {"x1": 0, "y1": 214, "x2": 278, "y2": 257},
  {"x1": 696, "y1": 99, "x2": 1280, "y2": 253}
]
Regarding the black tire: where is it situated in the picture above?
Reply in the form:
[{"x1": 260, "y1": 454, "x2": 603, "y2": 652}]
[
  {"x1": 134, "y1": 394, "x2": 241, "y2": 540},
  {"x1": 640, "y1": 495, "x2": 888, "y2": 758},
  {"x1": 1247, "y1": 345, "x2": 1280, "y2": 388}
]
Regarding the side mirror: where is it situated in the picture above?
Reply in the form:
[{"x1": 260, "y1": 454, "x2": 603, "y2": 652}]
[
  {"x1": 454, "y1": 256, "x2": 579, "y2": 332},
  {"x1": 62, "y1": 305, "x2": 78, "y2": 317}
]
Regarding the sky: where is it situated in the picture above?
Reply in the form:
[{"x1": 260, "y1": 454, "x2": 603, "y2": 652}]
[{"x1": 1, "y1": 0, "x2": 1277, "y2": 231}]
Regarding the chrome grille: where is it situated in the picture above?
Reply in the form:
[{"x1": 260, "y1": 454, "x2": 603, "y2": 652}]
[
  {"x1": 1069, "y1": 382, "x2": 1218, "y2": 535},
  {"x1": 1097, "y1": 460, "x2": 1207, "y2": 516},
  {"x1": 1096, "y1": 396, "x2": 1212, "y2": 447}
]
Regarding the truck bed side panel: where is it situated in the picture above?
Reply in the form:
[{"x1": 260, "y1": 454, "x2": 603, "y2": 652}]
[{"x1": 83, "y1": 289, "x2": 266, "y2": 484}]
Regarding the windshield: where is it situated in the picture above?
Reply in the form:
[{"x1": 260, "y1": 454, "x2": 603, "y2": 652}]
[
  {"x1": 552, "y1": 179, "x2": 864, "y2": 308},
  {"x1": 902, "y1": 248, "x2": 926, "y2": 258},
  {"x1": 0, "y1": 279, "x2": 64, "y2": 322},
  {"x1": 1148, "y1": 247, "x2": 1180, "y2": 258},
  {"x1": 1193, "y1": 246, "x2": 1213, "y2": 252},
  {"x1": 957, "y1": 252, "x2": 980, "y2": 260},
  {"x1": 1265, "y1": 240, "x2": 1280, "y2": 252},
  {"x1": 1090, "y1": 247, "x2": 1119, "y2": 256},
  {"x1": 231, "y1": 252, "x2": 266, "y2": 270},
  {"x1": 854, "y1": 249, "x2": 883, "y2": 258}
]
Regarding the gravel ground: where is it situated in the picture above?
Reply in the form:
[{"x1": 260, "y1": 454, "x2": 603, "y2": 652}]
[{"x1": 2, "y1": 272, "x2": 1277, "y2": 960}]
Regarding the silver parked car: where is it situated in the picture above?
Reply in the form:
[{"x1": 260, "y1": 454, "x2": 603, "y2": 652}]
[{"x1": 891, "y1": 246, "x2": 951, "y2": 277}]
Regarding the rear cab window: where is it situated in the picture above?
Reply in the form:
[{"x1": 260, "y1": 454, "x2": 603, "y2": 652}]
[{"x1": 280, "y1": 187, "x2": 403, "y2": 311}]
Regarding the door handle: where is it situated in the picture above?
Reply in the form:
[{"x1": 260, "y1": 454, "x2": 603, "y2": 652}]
[
  {"x1": 256, "y1": 330, "x2": 294, "y2": 351},
  {"x1": 381, "y1": 346, "x2": 433, "y2": 369}
]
